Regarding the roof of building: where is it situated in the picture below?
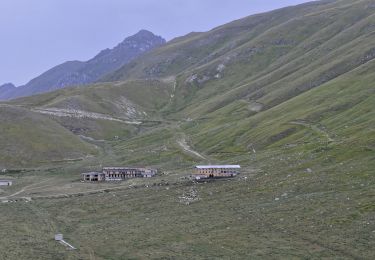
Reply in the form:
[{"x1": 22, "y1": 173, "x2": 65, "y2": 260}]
[
  {"x1": 195, "y1": 165, "x2": 241, "y2": 169},
  {"x1": 81, "y1": 172, "x2": 103, "y2": 175},
  {"x1": 102, "y1": 167, "x2": 156, "y2": 170}
]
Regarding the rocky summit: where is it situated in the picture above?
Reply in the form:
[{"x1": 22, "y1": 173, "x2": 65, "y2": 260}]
[{"x1": 0, "y1": 30, "x2": 165, "y2": 100}]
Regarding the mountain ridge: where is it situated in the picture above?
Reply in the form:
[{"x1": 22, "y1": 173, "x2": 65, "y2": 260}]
[{"x1": 0, "y1": 30, "x2": 166, "y2": 100}]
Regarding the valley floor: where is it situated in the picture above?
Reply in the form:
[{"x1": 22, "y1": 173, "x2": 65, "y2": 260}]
[{"x1": 0, "y1": 141, "x2": 374, "y2": 259}]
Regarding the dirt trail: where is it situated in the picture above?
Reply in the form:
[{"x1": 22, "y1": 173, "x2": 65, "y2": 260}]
[
  {"x1": 289, "y1": 120, "x2": 334, "y2": 142},
  {"x1": 31, "y1": 107, "x2": 142, "y2": 125},
  {"x1": 177, "y1": 138, "x2": 207, "y2": 160},
  {"x1": 0, "y1": 179, "x2": 52, "y2": 200},
  {"x1": 0, "y1": 103, "x2": 142, "y2": 124}
]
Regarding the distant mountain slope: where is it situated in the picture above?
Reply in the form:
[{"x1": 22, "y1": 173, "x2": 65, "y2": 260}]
[
  {"x1": 102, "y1": 0, "x2": 375, "y2": 117},
  {"x1": 1, "y1": 30, "x2": 165, "y2": 100},
  {"x1": 102, "y1": 0, "x2": 336, "y2": 81},
  {"x1": 0, "y1": 83, "x2": 16, "y2": 100}
]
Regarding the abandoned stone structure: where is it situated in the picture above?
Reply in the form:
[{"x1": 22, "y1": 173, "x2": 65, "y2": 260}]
[
  {"x1": 193, "y1": 165, "x2": 241, "y2": 180},
  {"x1": 82, "y1": 167, "x2": 157, "y2": 182},
  {"x1": 103, "y1": 167, "x2": 157, "y2": 180},
  {"x1": 81, "y1": 172, "x2": 105, "y2": 182}
]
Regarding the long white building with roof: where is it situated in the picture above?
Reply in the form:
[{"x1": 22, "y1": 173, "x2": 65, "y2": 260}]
[{"x1": 194, "y1": 165, "x2": 241, "y2": 180}]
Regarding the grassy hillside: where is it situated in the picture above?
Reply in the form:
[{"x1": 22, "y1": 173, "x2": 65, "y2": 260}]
[
  {"x1": 0, "y1": 0, "x2": 374, "y2": 259},
  {"x1": 103, "y1": 0, "x2": 375, "y2": 120},
  {"x1": 0, "y1": 79, "x2": 173, "y2": 167},
  {"x1": 103, "y1": 0, "x2": 337, "y2": 81},
  {"x1": 0, "y1": 105, "x2": 97, "y2": 168},
  {"x1": 7, "y1": 79, "x2": 173, "y2": 141},
  {"x1": 183, "y1": 58, "x2": 375, "y2": 157},
  {"x1": 10, "y1": 79, "x2": 173, "y2": 117}
]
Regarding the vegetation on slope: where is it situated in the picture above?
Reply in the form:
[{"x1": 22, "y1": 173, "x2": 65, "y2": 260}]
[
  {"x1": 0, "y1": 0, "x2": 374, "y2": 259},
  {"x1": 0, "y1": 106, "x2": 97, "y2": 168}
]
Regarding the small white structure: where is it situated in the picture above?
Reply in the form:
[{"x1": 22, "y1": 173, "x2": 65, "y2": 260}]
[
  {"x1": 55, "y1": 234, "x2": 63, "y2": 241},
  {"x1": 0, "y1": 180, "x2": 12, "y2": 186},
  {"x1": 55, "y1": 233, "x2": 76, "y2": 250}
]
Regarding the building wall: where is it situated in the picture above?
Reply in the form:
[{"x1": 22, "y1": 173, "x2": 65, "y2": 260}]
[
  {"x1": 81, "y1": 173, "x2": 105, "y2": 182},
  {"x1": 82, "y1": 168, "x2": 157, "y2": 182},
  {"x1": 103, "y1": 168, "x2": 157, "y2": 180},
  {"x1": 195, "y1": 168, "x2": 239, "y2": 177}
]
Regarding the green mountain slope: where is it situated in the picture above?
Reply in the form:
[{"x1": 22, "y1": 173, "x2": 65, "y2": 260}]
[
  {"x1": 1, "y1": 0, "x2": 373, "y2": 173},
  {"x1": 0, "y1": 105, "x2": 97, "y2": 168},
  {"x1": 103, "y1": 0, "x2": 375, "y2": 119},
  {"x1": 0, "y1": 1, "x2": 374, "y2": 258},
  {"x1": 103, "y1": 0, "x2": 336, "y2": 81},
  {"x1": 0, "y1": 78, "x2": 173, "y2": 167},
  {"x1": 10, "y1": 79, "x2": 173, "y2": 140}
]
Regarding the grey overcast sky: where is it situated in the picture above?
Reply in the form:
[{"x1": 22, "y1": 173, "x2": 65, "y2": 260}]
[{"x1": 0, "y1": 0, "x2": 313, "y2": 86}]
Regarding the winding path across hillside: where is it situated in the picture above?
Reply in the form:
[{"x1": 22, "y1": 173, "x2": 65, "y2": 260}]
[
  {"x1": 31, "y1": 107, "x2": 142, "y2": 125},
  {"x1": 177, "y1": 138, "x2": 207, "y2": 160},
  {"x1": 289, "y1": 120, "x2": 335, "y2": 143}
]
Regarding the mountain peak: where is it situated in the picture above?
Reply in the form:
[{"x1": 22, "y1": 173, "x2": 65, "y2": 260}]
[
  {"x1": 0, "y1": 83, "x2": 16, "y2": 90},
  {"x1": 0, "y1": 83, "x2": 17, "y2": 100},
  {"x1": 0, "y1": 30, "x2": 166, "y2": 100},
  {"x1": 121, "y1": 30, "x2": 166, "y2": 46},
  {"x1": 136, "y1": 29, "x2": 157, "y2": 36}
]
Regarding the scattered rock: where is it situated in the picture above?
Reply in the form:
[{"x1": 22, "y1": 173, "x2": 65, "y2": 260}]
[
  {"x1": 217, "y1": 64, "x2": 225, "y2": 72},
  {"x1": 179, "y1": 187, "x2": 200, "y2": 205},
  {"x1": 186, "y1": 74, "x2": 198, "y2": 83}
]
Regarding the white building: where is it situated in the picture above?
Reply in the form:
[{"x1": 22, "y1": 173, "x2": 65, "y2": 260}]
[
  {"x1": 82, "y1": 167, "x2": 157, "y2": 182},
  {"x1": 0, "y1": 180, "x2": 13, "y2": 186},
  {"x1": 55, "y1": 234, "x2": 63, "y2": 241},
  {"x1": 193, "y1": 165, "x2": 241, "y2": 180}
]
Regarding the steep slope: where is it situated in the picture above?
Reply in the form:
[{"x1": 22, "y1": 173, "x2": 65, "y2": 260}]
[
  {"x1": 0, "y1": 78, "x2": 173, "y2": 168},
  {"x1": 181, "y1": 58, "x2": 375, "y2": 159},
  {"x1": 103, "y1": 0, "x2": 337, "y2": 81},
  {"x1": 0, "y1": 105, "x2": 97, "y2": 168},
  {"x1": 2, "y1": 30, "x2": 165, "y2": 100},
  {"x1": 7, "y1": 78, "x2": 174, "y2": 141},
  {"x1": 103, "y1": 0, "x2": 375, "y2": 119},
  {"x1": 174, "y1": 0, "x2": 375, "y2": 117},
  {"x1": 11, "y1": 61, "x2": 86, "y2": 97}
]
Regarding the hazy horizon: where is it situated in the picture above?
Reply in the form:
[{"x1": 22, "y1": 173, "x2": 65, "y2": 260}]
[{"x1": 0, "y1": 0, "x2": 313, "y2": 86}]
